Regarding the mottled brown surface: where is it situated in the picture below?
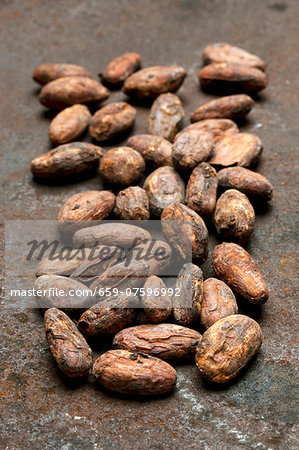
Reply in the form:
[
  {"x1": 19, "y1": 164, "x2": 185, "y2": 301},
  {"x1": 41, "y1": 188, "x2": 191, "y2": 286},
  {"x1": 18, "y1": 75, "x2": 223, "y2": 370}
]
[
  {"x1": 44, "y1": 308, "x2": 92, "y2": 377},
  {"x1": 217, "y1": 166, "x2": 273, "y2": 200},
  {"x1": 113, "y1": 323, "x2": 202, "y2": 360},
  {"x1": 213, "y1": 242, "x2": 269, "y2": 304},
  {"x1": 92, "y1": 350, "x2": 177, "y2": 395},
  {"x1": 182, "y1": 118, "x2": 239, "y2": 143},
  {"x1": 196, "y1": 315, "x2": 262, "y2": 383},
  {"x1": 33, "y1": 63, "x2": 92, "y2": 85},
  {"x1": 122, "y1": 65, "x2": 187, "y2": 99},
  {"x1": 57, "y1": 190, "x2": 115, "y2": 235},
  {"x1": 39, "y1": 76, "x2": 109, "y2": 109},
  {"x1": 35, "y1": 251, "x2": 89, "y2": 277},
  {"x1": 127, "y1": 134, "x2": 173, "y2": 167},
  {"x1": 173, "y1": 263, "x2": 203, "y2": 326},
  {"x1": 209, "y1": 132, "x2": 263, "y2": 167},
  {"x1": 129, "y1": 239, "x2": 172, "y2": 276},
  {"x1": 143, "y1": 166, "x2": 185, "y2": 217},
  {"x1": 89, "y1": 102, "x2": 136, "y2": 142},
  {"x1": 49, "y1": 104, "x2": 92, "y2": 145},
  {"x1": 186, "y1": 162, "x2": 218, "y2": 216},
  {"x1": 141, "y1": 276, "x2": 172, "y2": 323},
  {"x1": 200, "y1": 278, "x2": 238, "y2": 329},
  {"x1": 190, "y1": 94, "x2": 254, "y2": 122},
  {"x1": 214, "y1": 189, "x2": 255, "y2": 243},
  {"x1": 203, "y1": 43, "x2": 266, "y2": 70},
  {"x1": 148, "y1": 93, "x2": 184, "y2": 141},
  {"x1": 199, "y1": 63, "x2": 268, "y2": 93},
  {"x1": 30, "y1": 142, "x2": 102, "y2": 179},
  {"x1": 114, "y1": 186, "x2": 149, "y2": 220},
  {"x1": 161, "y1": 203, "x2": 209, "y2": 263},
  {"x1": 100, "y1": 52, "x2": 141, "y2": 86},
  {"x1": 99, "y1": 146, "x2": 145, "y2": 185}
]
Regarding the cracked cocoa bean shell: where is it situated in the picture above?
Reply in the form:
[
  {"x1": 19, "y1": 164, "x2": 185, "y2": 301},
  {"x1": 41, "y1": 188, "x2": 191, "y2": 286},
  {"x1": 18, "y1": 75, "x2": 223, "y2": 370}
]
[
  {"x1": 99, "y1": 147, "x2": 145, "y2": 185},
  {"x1": 100, "y1": 52, "x2": 141, "y2": 86},
  {"x1": 209, "y1": 133, "x2": 263, "y2": 167},
  {"x1": 89, "y1": 102, "x2": 136, "y2": 142},
  {"x1": 190, "y1": 94, "x2": 254, "y2": 122},
  {"x1": 186, "y1": 162, "x2": 218, "y2": 216},
  {"x1": 196, "y1": 314, "x2": 262, "y2": 383},
  {"x1": 113, "y1": 323, "x2": 202, "y2": 361},
  {"x1": 114, "y1": 186, "x2": 150, "y2": 220},
  {"x1": 49, "y1": 104, "x2": 92, "y2": 145},
  {"x1": 127, "y1": 134, "x2": 173, "y2": 167},
  {"x1": 33, "y1": 63, "x2": 92, "y2": 85},
  {"x1": 44, "y1": 308, "x2": 92, "y2": 377},
  {"x1": 212, "y1": 242, "x2": 269, "y2": 304},
  {"x1": 148, "y1": 93, "x2": 184, "y2": 141},
  {"x1": 141, "y1": 276, "x2": 172, "y2": 323},
  {"x1": 203, "y1": 43, "x2": 266, "y2": 70},
  {"x1": 92, "y1": 349, "x2": 177, "y2": 395}
]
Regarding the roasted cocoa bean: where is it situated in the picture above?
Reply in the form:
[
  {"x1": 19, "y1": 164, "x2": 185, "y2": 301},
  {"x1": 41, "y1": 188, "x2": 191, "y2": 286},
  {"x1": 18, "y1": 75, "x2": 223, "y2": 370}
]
[
  {"x1": 186, "y1": 163, "x2": 218, "y2": 216},
  {"x1": 122, "y1": 65, "x2": 187, "y2": 99},
  {"x1": 92, "y1": 350, "x2": 177, "y2": 395},
  {"x1": 30, "y1": 142, "x2": 102, "y2": 179},
  {"x1": 141, "y1": 276, "x2": 172, "y2": 323},
  {"x1": 89, "y1": 102, "x2": 136, "y2": 142},
  {"x1": 199, "y1": 63, "x2": 268, "y2": 94},
  {"x1": 143, "y1": 166, "x2": 185, "y2": 217},
  {"x1": 114, "y1": 186, "x2": 150, "y2": 220},
  {"x1": 39, "y1": 76, "x2": 109, "y2": 109},
  {"x1": 190, "y1": 94, "x2": 254, "y2": 122},
  {"x1": 33, "y1": 63, "x2": 92, "y2": 85},
  {"x1": 217, "y1": 167, "x2": 273, "y2": 201},
  {"x1": 128, "y1": 239, "x2": 172, "y2": 276},
  {"x1": 148, "y1": 93, "x2": 184, "y2": 141},
  {"x1": 182, "y1": 119, "x2": 238, "y2": 144},
  {"x1": 113, "y1": 323, "x2": 202, "y2": 360},
  {"x1": 212, "y1": 242, "x2": 269, "y2": 304},
  {"x1": 173, "y1": 263, "x2": 203, "y2": 326},
  {"x1": 35, "y1": 251, "x2": 88, "y2": 277},
  {"x1": 49, "y1": 104, "x2": 92, "y2": 145},
  {"x1": 161, "y1": 203, "x2": 209, "y2": 263},
  {"x1": 200, "y1": 278, "x2": 238, "y2": 329},
  {"x1": 100, "y1": 52, "x2": 141, "y2": 86},
  {"x1": 195, "y1": 314, "x2": 262, "y2": 383},
  {"x1": 127, "y1": 134, "x2": 173, "y2": 167},
  {"x1": 209, "y1": 133, "x2": 263, "y2": 167},
  {"x1": 99, "y1": 147, "x2": 145, "y2": 185},
  {"x1": 203, "y1": 43, "x2": 266, "y2": 70},
  {"x1": 44, "y1": 308, "x2": 92, "y2": 377}
]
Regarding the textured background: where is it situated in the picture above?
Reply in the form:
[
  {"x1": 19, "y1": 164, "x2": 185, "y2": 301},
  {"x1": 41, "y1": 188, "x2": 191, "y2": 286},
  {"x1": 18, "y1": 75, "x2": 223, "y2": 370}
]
[{"x1": 0, "y1": 0, "x2": 298, "y2": 448}]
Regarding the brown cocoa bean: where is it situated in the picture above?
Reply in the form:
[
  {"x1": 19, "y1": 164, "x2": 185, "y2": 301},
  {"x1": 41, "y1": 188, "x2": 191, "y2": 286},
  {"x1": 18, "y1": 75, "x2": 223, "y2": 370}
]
[
  {"x1": 148, "y1": 93, "x2": 184, "y2": 141},
  {"x1": 30, "y1": 142, "x2": 102, "y2": 179},
  {"x1": 44, "y1": 308, "x2": 92, "y2": 377},
  {"x1": 141, "y1": 276, "x2": 172, "y2": 323},
  {"x1": 195, "y1": 314, "x2": 262, "y2": 383},
  {"x1": 113, "y1": 323, "x2": 202, "y2": 361},
  {"x1": 33, "y1": 63, "x2": 92, "y2": 85},
  {"x1": 200, "y1": 278, "x2": 238, "y2": 330},
  {"x1": 35, "y1": 252, "x2": 88, "y2": 277},
  {"x1": 39, "y1": 76, "x2": 109, "y2": 109},
  {"x1": 127, "y1": 134, "x2": 173, "y2": 167},
  {"x1": 186, "y1": 163, "x2": 218, "y2": 216},
  {"x1": 172, "y1": 126, "x2": 214, "y2": 171},
  {"x1": 173, "y1": 263, "x2": 203, "y2": 326},
  {"x1": 199, "y1": 63, "x2": 268, "y2": 94},
  {"x1": 100, "y1": 52, "x2": 141, "y2": 86},
  {"x1": 89, "y1": 102, "x2": 136, "y2": 142},
  {"x1": 209, "y1": 133, "x2": 263, "y2": 167},
  {"x1": 122, "y1": 65, "x2": 187, "y2": 99},
  {"x1": 182, "y1": 119, "x2": 238, "y2": 144},
  {"x1": 99, "y1": 147, "x2": 145, "y2": 185},
  {"x1": 92, "y1": 349, "x2": 177, "y2": 395},
  {"x1": 217, "y1": 167, "x2": 273, "y2": 201},
  {"x1": 57, "y1": 190, "x2": 115, "y2": 236},
  {"x1": 49, "y1": 104, "x2": 92, "y2": 145},
  {"x1": 128, "y1": 239, "x2": 172, "y2": 276},
  {"x1": 161, "y1": 203, "x2": 209, "y2": 263},
  {"x1": 190, "y1": 94, "x2": 254, "y2": 122},
  {"x1": 214, "y1": 189, "x2": 255, "y2": 243},
  {"x1": 203, "y1": 43, "x2": 266, "y2": 70},
  {"x1": 114, "y1": 186, "x2": 150, "y2": 220},
  {"x1": 212, "y1": 242, "x2": 269, "y2": 304},
  {"x1": 143, "y1": 166, "x2": 185, "y2": 217}
]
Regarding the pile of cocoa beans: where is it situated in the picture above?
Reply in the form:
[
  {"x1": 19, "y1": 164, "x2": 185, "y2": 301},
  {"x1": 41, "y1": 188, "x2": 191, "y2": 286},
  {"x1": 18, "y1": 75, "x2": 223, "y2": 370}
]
[{"x1": 31, "y1": 43, "x2": 273, "y2": 395}]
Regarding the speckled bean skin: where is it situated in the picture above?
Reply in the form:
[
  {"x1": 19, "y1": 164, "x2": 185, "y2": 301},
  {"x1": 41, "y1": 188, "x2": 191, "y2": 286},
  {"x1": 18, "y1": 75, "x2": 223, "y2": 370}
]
[
  {"x1": 203, "y1": 43, "x2": 266, "y2": 70},
  {"x1": 114, "y1": 186, "x2": 150, "y2": 220},
  {"x1": 100, "y1": 52, "x2": 141, "y2": 86},
  {"x1": 190, "y1": 94, "x2": 254, "y2": 122},
  {"x1": 148, "y1": 93, "x2": 184, "y2": 141},
  {"x1": 127, "y1": 134, "x2": 173, "y2": 167},
  {"x1": 99, "y1": 147, "x2": 145, "y2": 185},
  {"x1": 49, "y1": 104, "x2": 92, "y2": 145},
  {"x1": 209, "y1": 133, "x2": 263, "y2": 167},
  {"x1": 141, "y1": 276, "x2": 172, "y2": 323},
  {"x1": 212, "y1": 242, "x2": 269, "y2": 304},
  {"x1": 44, "y1": 308, "x2": 92, "y2": 377},
  {"x1": 33, "y1": 63, "x2": 92, "y2": 85},
  {"x1": 92, "y1": 350, "x2": 177, "y2": 395},
  {"x1": 186, "y1": 163, "x2": 218, "y2": 217},
  {"x1": 195, "y1": 314, "x2": 262, "y2": 383}
]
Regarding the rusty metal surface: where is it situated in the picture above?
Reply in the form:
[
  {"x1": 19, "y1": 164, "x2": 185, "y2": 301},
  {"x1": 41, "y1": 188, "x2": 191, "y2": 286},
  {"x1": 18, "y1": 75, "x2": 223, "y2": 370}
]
[{"x1": 0, "y1": 0, "x2": 298, "y2": 448}]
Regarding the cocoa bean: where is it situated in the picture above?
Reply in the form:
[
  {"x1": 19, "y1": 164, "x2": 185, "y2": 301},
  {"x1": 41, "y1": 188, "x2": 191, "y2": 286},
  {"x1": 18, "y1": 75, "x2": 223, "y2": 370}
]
[
  {"x1": 99, "y1": 147, "x2": 145, "y2": 185},
  {"x1": 203, "y1": 43, "x2": 266, "y2": 70},
  {"x1": 180, "y1": 118, "x2": 238, "y2": 144},
  {"x1": 49, "y1": 104, "x2": 92, "y2": 145},
  {"x1": 186, "y1": 163, "x2": 218, "y2": 216},
  {"x1": 141, "y1": 276, "x2": 172, "y2": 323},
  {"x1": 148, "y1": 93, "x2": 184, "y2": 141},
  {"x1": 33, "y1": 63, "x2": 92, "y2": 85},
  {"x1": 114, "y1": 186, "x2": 150, "y2": 220},
  {"x1": 127, "y1": 134, "x2": 173, "y2": 167},
  {"x1": 209, "y1": 133, "x2": 263, "y2": 167},
  {"x1": 100, "y1": 52, "x2": 141, "y2": 86},
  {"x1": 190, "y1": 94, "x2": 254, "y2": 122}
]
